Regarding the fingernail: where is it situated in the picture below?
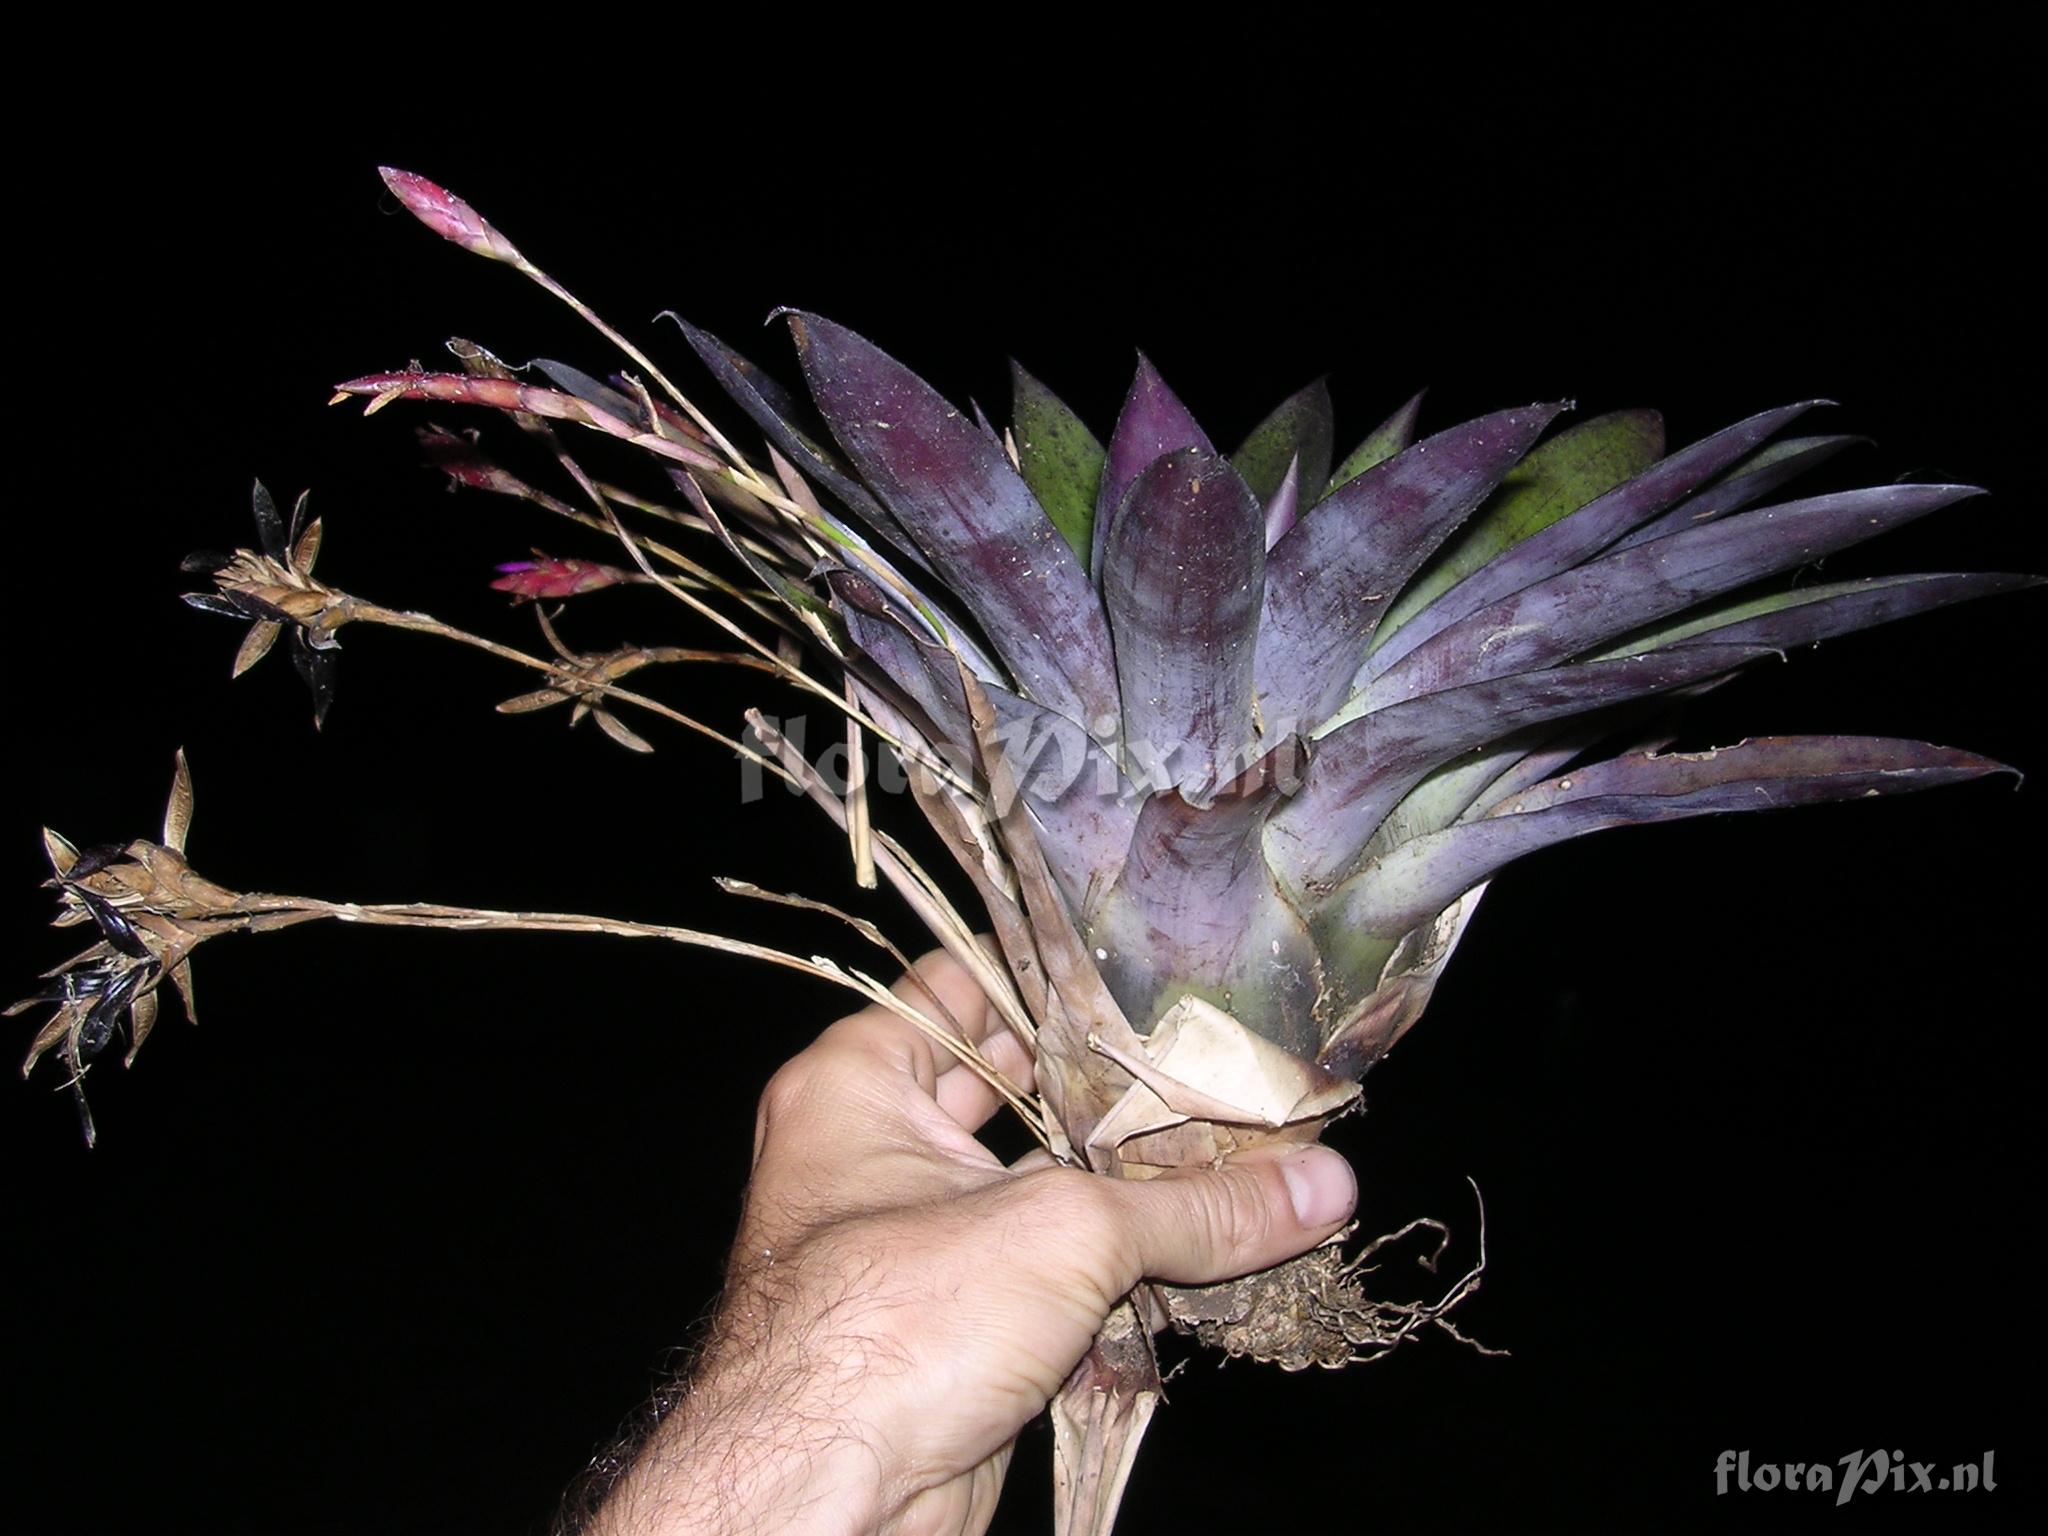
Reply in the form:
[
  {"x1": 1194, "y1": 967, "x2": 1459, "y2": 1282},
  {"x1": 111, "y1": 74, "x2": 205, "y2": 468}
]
[{"x1": 1278, "y1": 1146, "x2": 1356, "y2": 1227}]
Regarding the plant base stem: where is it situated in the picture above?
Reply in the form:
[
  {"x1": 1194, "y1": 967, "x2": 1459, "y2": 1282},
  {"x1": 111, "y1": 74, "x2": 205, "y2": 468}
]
[{"x1": 1050, "y1": 1298, "x2": 1161, "y2": 1536}]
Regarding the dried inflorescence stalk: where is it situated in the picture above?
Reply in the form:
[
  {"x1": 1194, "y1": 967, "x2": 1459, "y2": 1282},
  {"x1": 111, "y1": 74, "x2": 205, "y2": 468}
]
[{"x1": 14, "y1": 754, "x2": 1046, "y2": 1150}]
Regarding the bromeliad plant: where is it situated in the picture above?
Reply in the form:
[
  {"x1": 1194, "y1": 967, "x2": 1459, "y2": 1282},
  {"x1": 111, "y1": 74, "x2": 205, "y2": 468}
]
[{"x1": 16, "y1": 169, "x2": 2038, "y2": 1535}]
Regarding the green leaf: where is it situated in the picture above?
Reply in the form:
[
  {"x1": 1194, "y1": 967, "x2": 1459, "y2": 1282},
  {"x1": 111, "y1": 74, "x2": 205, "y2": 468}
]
[
  {"x1": 1231, "y1": 378, "x2": 1334, "y2": 504},
  {"x1": 1723, "y1": 432, "x2": 1846, "y2": 479},
  {"x1": 1373, "y1": 408, "x2": 1665, "y2": 647},
  {"x1": 1327, "y1": 389, "x2": 1425, "y2": 494},
  {"x1": 1011, "y1": 361, "x2": 1105, "y2": 572}
]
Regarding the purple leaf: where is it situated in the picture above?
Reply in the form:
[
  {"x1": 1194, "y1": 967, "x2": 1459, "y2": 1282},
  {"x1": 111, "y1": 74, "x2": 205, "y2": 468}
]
[
  {"x1": 775, "y1": 486, "x2": 1007, "y2": 682},
  {"x1": 1370, "y1": 409, "x2": 1667, "y2": 649},
  {"x1": 672, "y1": 317, "x2": 930, "y2": 571},
  {"x1": 1269, "y1": 646, "x2": 1776, "y2": 894},
  {"x1": 1327, "y1": 736, "x2": 2013, "y2": 941},
  {"x1": 826, "y1": 568, "x2": 973, "y2": 749},
  {"x1": 1464, "y1": 737, "x2": 1601, "y2": 820},
  {"x1": 1099, "y1": 447, "x2": 1266, "y2": 796},
  {"x1": 1092, "y1": 355, "x2": 1216, "y2": 580},
  {"x1": 1595, "y1": 571, "x2": 2044, "y2": 657},
  {"x1": 1365, "y1": 483, "x2": 1986, "y2": 708},
  {"x1": 789, "y1": 312, "x2": 1120, "y2": 733},
  {"x1": 1256, "y1": 402, "x2": 1565, "y2": 735},
  {"x1": 985, "y1": 688, "x2": 1138, "y2": 918},
  {"x1": 1453, "y1": 679, "x2": 1733, "y2": 826},
  {"x1": 1610, "y1": 433, "x2": 1868, "y2": 553},
  {"x1": 1086, "y1": 745, "x2": 1320, "y2": 1054},
  {"x1": 827, "y1": 572, "x2": 1138, "y2": 915},
  {"x1": 1364, "y1": 402, "x2": 1821, "y2": 682}
]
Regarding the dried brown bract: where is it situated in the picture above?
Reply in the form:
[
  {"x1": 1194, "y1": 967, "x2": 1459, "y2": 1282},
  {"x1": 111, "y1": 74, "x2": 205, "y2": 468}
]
[
  {"x1": 494, "y1": 607, "x2": 733, "y2": 754},
  {"x1": 182, "y1": 481, "x2": 353, "y2": 726},
  {"x1": 11, "y1": 753, "x2": 308, "y2": 1144}
]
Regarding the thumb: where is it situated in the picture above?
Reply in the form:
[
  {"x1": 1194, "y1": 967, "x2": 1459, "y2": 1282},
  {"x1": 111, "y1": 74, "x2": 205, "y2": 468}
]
[{"x1": 1096, "y1": 1144, "x2": 1356, "y2": 1289}]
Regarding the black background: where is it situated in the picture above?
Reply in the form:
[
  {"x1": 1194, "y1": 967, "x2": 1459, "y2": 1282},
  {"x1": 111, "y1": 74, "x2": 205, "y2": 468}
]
[{"x1": 8, "y1": 33, "x2": 2041, "y2": 1535}]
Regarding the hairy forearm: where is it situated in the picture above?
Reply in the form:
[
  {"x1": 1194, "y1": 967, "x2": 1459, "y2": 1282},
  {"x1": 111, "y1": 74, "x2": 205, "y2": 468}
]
[
  {"x1": 589, "y1": 1389, "x2": 880, "y2": 1535},
  {"x1": 582, "y1": 1266, "x2": 893, "y2": 1536}
]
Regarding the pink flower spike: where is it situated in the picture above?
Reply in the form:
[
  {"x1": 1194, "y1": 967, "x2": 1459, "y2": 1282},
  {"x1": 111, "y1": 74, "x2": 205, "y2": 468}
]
[
  {"x1": 379, "y1": 168, "x2": 524, "y2": 265},
  {"x1": 489, "y1": 556, "x2": 632, "y2": 603}
]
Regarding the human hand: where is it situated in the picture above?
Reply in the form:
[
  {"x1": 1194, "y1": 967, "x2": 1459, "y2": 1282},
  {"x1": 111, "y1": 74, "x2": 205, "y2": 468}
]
[{"x1": 584, "y1": 945, "x2": 1358, "y2": 1536}]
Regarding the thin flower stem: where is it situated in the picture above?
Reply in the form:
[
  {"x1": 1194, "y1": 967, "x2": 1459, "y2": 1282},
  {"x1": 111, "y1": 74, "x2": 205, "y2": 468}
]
[
  {"x1": 466, "y1": 400, "x2": 976, "y2": 798},
  {"x1": 708, "y1": 879, "x2": 1044, "y2": 1136},
  {"x1": 514, "y1": 260, "x2": 756, "y2": 474},
  {"x1": 845, "y1": 676, "x2": 876, "y2": 890},
  {"x1": 715, "y1": 464, "x2": 954, "y2": 643},
  {"x1": 224, "y1": 890, "x2": 1044, "y2": 1139},
  {"x1": 345, "y1": 600, "x2": 784, "y2": 772},
  {"x1": 712, "y1": 884, "x2": 1040, "y2": 1122},
  {"x1": 383, "y1": 178, "x2": 954, "y2": 651},
  {"x1": 509, "y1": 493, "x2": 798, "y2": 634},
  {"x1": 598, "y1": 484, "x2": 793, "y2": 568},
  {"x1": 584, "y1": 499, "x2": 981, "y2": 798},
  {"x1": 743, "y1": 710, "x2": 1038, "y2": 1052},
  {"x1": 492, "y1": 253, "x2": 954, "y2": 643}
]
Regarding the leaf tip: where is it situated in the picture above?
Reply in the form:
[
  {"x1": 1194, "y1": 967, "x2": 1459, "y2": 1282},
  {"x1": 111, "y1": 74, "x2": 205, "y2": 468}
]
[{"x1": 40, "y1": 827, "x2": 78, "y2": 877}]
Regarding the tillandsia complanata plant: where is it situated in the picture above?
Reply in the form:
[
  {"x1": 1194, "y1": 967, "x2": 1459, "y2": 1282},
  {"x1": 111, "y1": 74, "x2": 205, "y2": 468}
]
[{"x1": 15, "y1": 168, "x2": 2040, "y2": 1536}]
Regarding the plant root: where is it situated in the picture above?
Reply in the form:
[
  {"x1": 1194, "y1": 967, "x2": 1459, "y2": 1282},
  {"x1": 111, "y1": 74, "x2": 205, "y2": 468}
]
[{"x1": 1156, "y1": 1179, "x2": 1503, "y2": 1371}]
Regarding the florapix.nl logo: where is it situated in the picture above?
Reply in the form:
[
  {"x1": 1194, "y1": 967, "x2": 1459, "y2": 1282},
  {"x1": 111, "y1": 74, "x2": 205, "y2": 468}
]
[{"x1": 1716, "y1": 1449, "x2": 1997, "y2": 1505}]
